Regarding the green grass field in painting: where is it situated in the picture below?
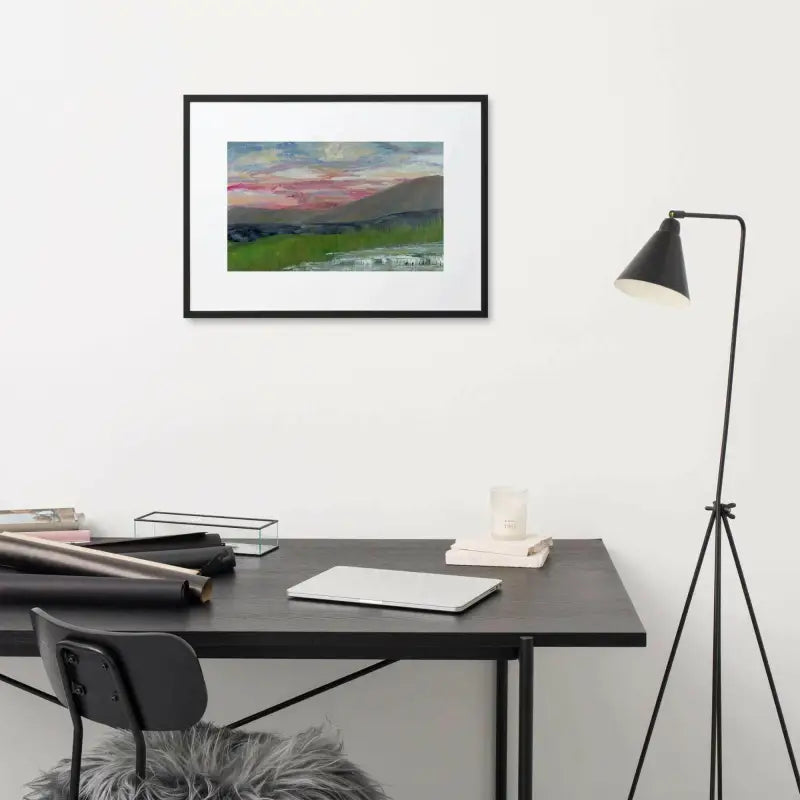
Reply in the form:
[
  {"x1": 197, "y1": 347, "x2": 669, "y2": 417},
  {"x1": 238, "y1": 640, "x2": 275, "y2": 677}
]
[{"x1": 227, "y1": 220, "x2": 443, "y2": 272}]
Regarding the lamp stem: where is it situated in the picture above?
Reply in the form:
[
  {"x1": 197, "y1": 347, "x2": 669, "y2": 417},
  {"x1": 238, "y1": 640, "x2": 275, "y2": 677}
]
[
  {"x1": 712, "y1": 215, "x2": 747, "y2": 506},
  {"x1": 678, "y1": 213, "x2": 746, "y2": 800},
  {"x1": 668, "y1": 211, "x2": 747, "y2": 505}
]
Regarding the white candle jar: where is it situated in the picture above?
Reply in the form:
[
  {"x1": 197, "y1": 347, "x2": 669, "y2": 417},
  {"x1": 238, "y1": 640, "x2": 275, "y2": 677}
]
[{"x1": 490, "y1": 487, "x2": 528, "y2": 540}]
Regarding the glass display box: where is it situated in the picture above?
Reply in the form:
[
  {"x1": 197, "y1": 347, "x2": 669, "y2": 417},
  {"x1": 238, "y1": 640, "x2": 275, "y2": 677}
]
[{"x1": 133, "y1": 512, "x2": 278, "y2": 556}]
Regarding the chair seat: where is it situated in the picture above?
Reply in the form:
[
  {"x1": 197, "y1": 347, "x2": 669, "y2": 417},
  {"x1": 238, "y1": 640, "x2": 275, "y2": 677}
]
[{"x1": 25, "y1": 722, "x2": 387, "y2": 800}]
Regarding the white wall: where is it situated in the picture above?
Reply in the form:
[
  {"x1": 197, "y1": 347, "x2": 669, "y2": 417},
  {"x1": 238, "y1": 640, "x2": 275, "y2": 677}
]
[{"x1": 1, "y1": 1, "x2": 799, "y2": 797}]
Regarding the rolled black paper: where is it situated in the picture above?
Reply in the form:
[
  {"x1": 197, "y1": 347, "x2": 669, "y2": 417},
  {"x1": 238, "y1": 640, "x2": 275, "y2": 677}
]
[
  {"x1": 86, "y1": 532, "x2": 223, "y2": 553},
  {"x1": 0, "y1": 533, "x2": 212, "y2": 602},
  {"x1": 0, "y1": 574, "x2": 190, "y2": 606},
  {"x1": 118, "y1": 546, "x2": 236, "y2": 576}
]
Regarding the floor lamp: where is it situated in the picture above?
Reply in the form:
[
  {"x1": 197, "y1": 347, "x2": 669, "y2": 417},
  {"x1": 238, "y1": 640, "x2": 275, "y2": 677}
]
[{"x1": 614, "y1": 211, "x2": 800, "y2": 798}]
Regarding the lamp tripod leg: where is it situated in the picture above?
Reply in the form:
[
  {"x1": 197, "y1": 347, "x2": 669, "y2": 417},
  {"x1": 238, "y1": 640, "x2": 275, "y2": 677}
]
[
  {"x1": 721, "y1": 514, "x2": 800, "y2": 792},
  {"x1": 627, "y1": 511, "x2": 716, "y2": 800},
  {"x1": 710, "y1": 510, "x2": 723, "y2": 799},
  {"x1": 717, "y1": 517, "x2": 723, "y2": 799}
]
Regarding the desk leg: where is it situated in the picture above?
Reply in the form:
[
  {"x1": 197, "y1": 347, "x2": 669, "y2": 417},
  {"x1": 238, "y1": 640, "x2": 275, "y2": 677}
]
[
  {"x1": 518, "y1": 637, "x2": 534, "y2": 799},
  {"x1": 496, "y1": 660, "x2": 508, "y2": 800}
]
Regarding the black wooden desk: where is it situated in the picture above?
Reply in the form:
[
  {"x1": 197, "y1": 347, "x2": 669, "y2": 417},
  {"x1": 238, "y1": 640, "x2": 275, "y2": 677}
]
[{"x1": 0, "y1": 539, "x2": 645, "y2": 798}]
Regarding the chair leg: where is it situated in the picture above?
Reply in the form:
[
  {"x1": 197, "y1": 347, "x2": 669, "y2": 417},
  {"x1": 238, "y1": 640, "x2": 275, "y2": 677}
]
[
  {"x1": 56, "y1": 646, "x2": 84, "y2": 800},
  {"x1": 132, "y1": 728, "x2": 147, "y2": 785},
  {"x1": 69, "y1": 716, "x2": 83, "y2": 800}
]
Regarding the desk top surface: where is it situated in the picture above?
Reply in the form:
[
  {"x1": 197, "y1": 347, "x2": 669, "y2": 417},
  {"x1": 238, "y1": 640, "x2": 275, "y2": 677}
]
[{"x1": 0, "y1": 539, "x2": 645, "y2": 658}]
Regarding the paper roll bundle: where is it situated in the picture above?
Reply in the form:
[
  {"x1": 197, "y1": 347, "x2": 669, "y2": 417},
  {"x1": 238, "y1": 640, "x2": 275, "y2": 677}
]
[
  {"x1": 111, "y1": 546, "x2": 236, "y2": 576},
  {"x1": 0, "y1": 532, "x2": 212, "y2": 602},
  {"x1": 85, "y1": 534, "x2": 235, "y2": 576},
  {"x1": 0, "y1": 573, "x2": 191, "y2": 606}
]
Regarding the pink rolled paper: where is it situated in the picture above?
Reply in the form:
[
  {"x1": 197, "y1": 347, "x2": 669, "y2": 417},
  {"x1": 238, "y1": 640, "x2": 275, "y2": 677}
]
[{"x1": 4, "y1": 529, "x2": 91, "y2": 544}]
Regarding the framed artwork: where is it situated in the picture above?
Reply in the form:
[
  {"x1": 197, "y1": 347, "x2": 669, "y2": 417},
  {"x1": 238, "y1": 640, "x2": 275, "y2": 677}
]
[{"x1": 183, "y1": 95, "x2": 488, "y2": 318}]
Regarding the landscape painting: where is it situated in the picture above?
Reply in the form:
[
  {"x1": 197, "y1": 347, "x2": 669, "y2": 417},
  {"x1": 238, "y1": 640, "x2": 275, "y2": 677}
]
[{"x1": 227, "y1": 142, "x2": 443, "y2": 272}]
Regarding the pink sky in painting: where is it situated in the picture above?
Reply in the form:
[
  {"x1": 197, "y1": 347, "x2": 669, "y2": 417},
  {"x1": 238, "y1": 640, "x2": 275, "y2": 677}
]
[{"x1": 227, "y1": 142, "x2": 443, "y2": 211}]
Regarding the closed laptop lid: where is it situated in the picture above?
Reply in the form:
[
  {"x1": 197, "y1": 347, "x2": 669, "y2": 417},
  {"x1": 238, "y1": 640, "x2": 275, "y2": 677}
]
[{"x1": 287, "y1": 565, "x2": 501, "y2": 612}]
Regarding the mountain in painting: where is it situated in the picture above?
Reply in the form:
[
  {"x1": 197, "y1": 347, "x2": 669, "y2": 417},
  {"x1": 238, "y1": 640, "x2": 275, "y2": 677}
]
[{"x1": 310, "y1": 175, "x2": 443, "y2": 223}]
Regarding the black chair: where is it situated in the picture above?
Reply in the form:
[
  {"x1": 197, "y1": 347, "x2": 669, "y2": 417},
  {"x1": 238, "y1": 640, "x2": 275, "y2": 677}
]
[{"x1": 30, "y1": 608, "x2": 208, "y2": 800}]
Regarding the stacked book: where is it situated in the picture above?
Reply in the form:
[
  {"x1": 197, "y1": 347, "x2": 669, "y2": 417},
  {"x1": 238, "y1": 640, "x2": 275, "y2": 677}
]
[
  {"x1": 0, "y1": 508, "x2": 236, "y2": 607},
  {"x1": 0, "y1": 507, "x2": 89, "y2": 542},
  {"x1": 446, "y1": 535, "x2": 553, "y2": 568}
]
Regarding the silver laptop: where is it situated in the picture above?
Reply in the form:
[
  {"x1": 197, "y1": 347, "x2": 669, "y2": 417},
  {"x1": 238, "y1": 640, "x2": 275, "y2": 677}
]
[{"x1": 287, "y1": 566, "x2": 501, "y2": 613}]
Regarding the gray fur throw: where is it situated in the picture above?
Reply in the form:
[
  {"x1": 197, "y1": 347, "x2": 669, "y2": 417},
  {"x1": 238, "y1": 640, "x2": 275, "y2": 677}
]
[{"x1": 24, "y1": 722, "x2": 388, "y2": 800}]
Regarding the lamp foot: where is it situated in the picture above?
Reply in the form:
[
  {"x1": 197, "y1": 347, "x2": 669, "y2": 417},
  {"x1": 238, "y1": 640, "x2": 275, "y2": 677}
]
[{"x1": 627, "y1": 504, "x2": 799, "y2": 798}]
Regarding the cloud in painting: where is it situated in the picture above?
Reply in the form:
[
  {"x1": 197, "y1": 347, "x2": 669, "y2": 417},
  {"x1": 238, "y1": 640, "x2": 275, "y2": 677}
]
[{"x1": 227, "y1": 141, "x2": 443, "y2": 211}]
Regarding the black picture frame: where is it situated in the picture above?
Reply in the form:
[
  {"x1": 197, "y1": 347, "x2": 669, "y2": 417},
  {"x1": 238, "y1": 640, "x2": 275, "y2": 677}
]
[{"x1": 183, "y1": 94, "x2": 488, "y2": 319}]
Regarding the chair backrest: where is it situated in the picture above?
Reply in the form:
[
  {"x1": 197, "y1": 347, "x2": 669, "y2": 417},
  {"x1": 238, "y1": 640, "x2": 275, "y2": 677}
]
[{"x1": 31, "y1": 608, "x2": 207, "y2": 731}]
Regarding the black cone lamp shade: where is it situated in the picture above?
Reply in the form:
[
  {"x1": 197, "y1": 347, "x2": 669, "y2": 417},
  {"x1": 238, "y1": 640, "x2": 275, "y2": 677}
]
[{"x1": 615, "y1": 217, "x2": 690, "y2": 307}]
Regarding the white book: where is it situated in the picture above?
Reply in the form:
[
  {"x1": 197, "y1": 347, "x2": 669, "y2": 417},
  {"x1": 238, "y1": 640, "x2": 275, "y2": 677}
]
[
  {"x1": 446, "y1": 547, "x2": 550, "y2": 569},
  {"x1": 451, "y1": 536, "x2": 552, "y2": 557}
]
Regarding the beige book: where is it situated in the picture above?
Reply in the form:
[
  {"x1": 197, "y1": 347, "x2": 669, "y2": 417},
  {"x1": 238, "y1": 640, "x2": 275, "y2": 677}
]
[
  {"x1": 446, "y1": 547, "x2": 550, "y2": 569},
  {"x1": 0, "y1": 508, "x2": 81, "y2": 532},
  {"x1": 450, "y1": 535, "x2": 552, "y2": 557}
]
